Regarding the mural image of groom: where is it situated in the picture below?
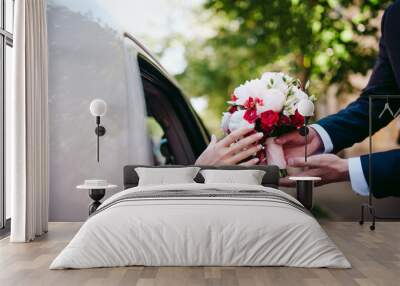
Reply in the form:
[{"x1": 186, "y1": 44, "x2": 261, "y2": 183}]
[{"x1": 278, "y1": 0, "x2": 400, "y2": 198}]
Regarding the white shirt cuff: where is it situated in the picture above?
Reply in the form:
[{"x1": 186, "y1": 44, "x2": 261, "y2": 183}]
[
  {"x1": 310, "y1": 124, "x2": 334, "y2": 153},
  {"x1": 348, "y1": 157, "x2": 370, "y2": 196}
]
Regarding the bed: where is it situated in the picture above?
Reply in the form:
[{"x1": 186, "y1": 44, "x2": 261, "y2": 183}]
[{"x1": 50, "y1": 165, "x2": 350, "y2": 269}]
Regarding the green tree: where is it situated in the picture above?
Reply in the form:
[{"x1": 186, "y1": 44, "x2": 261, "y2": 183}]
[{"x1": 176, "y1": 0, "x2": 391, "y2": 133}]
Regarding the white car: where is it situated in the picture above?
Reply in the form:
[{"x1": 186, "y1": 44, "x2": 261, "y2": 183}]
[{"x1": 47, "y1": 1, "x2": 209, "y2": 221}]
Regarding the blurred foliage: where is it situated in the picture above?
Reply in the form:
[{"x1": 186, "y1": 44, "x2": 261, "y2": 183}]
[
  {"x1": 311, "y1": 204, "x2": 331, "y2": 219},
  {"x1": 174, "y1": 0, "x2": 391, "y2": 133}
]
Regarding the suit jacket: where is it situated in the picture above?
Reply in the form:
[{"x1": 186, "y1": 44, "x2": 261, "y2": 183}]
[{"x1": 317, "y1": 1, "x2": 400, "y2": 198}]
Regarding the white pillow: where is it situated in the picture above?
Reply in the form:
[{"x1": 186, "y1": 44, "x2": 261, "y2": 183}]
[
  {"x1": 200, "y1": 169, "x2": 265, "y2": 185},
  {"x1": 135, "y1": 167, "x2": 201, "y2": 186}
]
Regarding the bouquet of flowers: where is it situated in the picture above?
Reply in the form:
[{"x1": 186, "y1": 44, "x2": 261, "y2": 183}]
[{"x1": 221, "y1": 72, "x2": 315, "y2": 169}]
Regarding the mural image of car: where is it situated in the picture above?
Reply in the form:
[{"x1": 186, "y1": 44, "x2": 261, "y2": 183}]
[{"x1": 48, "y1": 1, "x2": 209, "y2": 221}]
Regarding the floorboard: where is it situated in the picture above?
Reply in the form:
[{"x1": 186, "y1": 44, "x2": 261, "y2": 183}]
[{"x1": 0, "y1": 221, "x2": 399, "y2": 286}]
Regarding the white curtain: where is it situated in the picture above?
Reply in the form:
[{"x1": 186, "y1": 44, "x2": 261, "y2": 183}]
[{"x1": 9, "y1": 0, "x2": 49, "y2": 242}]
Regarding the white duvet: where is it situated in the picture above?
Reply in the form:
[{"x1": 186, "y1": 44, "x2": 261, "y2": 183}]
[{"x1": 50, "y1": 183, "x2": 350, "y2": 269}]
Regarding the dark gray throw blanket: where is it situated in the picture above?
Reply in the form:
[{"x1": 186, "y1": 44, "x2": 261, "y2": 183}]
[{"x1": 92, "y1": 189, "x2": 308, "y2": 217}]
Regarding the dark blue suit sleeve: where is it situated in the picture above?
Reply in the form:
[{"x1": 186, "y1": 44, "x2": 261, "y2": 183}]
[
  {"x1": 384, "y1": 2, "x2": 400, "y2": 86},
  {"x1": 360, "y1": 150, "x2": 400, "y2": 197},
  {"x1": 316, "y1": 2, "x2": 400, "y2": 197},
  {"x1": 317, "y1": 2, "x2": 400, "y2": 153}
]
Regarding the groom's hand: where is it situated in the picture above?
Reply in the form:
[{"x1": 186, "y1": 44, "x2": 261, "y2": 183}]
[
  {"x1": 279, "y1": 154, "x2": 350, "y2": 187},
  {"x1": 195, "y1": 127, "x2": 263, "y2": 166},
  {"x1": 275, "y1": 127, "x2": 324, "y2": 161}
]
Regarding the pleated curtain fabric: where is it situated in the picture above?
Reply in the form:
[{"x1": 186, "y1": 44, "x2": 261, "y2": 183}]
[{"x1": 9, "y1": 0, "x2": 49, "y2": 242}]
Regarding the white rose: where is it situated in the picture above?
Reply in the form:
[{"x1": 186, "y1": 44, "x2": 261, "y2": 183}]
[
  {"x1": 233, "y1": 84, "x2": 248, "y2": 105},
  {"x1": 228, "y1": 110, "x2": 254, "y2": 132},
  {"x1": 297, "y1": 99, "x2": 315, "y2": 117},
  {"x1": 257, "y1": 88, "x2": 286, "y2": 114},
  {"x1": 220, "y1": 112, "x2": 232, "y2": 134},
  {"x1": 260, "y1": 72, "x2": 289, "y2": 95},
  {"x1": 234, "y1": 79, "x2": 266, "y2": 106},
  {"x1": 292, "y1": 86, "x2": 309, "y2": 101}
]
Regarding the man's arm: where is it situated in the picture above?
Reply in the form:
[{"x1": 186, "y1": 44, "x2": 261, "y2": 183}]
[
  {"x1": 317, "y1": 2, "x2": 400, "y2": 153},
  {"x1": 305, "y1": 125, "x2": 369, "y2": 195},
  {"x1": 384, "y1": 1, "x2": 400, "y2": 86},
  {"x1": 347, "y1": 157, "x2": 369, "y2": 196},
  {"x1": 283, "y1": 150, "x2": 400, "y2": 198},
  {"x1": 316, "y1": 97, "x2": 378, "y2": 153},
  {"x1": 360, "y1": 149, "x2": 400, "y2": 198}
]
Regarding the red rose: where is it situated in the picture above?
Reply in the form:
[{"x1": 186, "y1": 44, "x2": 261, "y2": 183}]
[
  {"x1": 260, "y1": 110, "x2": 279, "y2": 134},
  {"x1": 260, "y1": 110, "x2": 279, "y2": 128},
  {"x1": 228, "y1": 105, "x2": 238, "y2": 113},
  {"x1": 244, "y1": 108, "x2": 258, "y2": 123},
  {"x1": 278, "y1": 115, "x2": 290, "y2": 126},
  {"x1": 231, "y1": 94, "x2": 238, "y2": 102},
  {"x1": 291, "y1": 110, "x2": 305, "y2": 128}
]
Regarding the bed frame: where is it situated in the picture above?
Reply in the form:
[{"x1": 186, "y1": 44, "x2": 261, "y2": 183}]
[{"x1": 123, "y1": 165, "x2": 280, "y2": 189}]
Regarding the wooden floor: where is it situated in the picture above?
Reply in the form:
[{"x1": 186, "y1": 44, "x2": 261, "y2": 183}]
[{"x1": 1, "y1": 222, "x2": 400, "y2": 286}]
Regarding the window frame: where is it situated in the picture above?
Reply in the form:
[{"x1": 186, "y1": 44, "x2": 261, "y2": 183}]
[{"x1": 0, "y1": 0, "x2": 13, "y2": 233}]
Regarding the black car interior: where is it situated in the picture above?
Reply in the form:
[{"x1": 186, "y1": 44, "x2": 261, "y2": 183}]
[{"x1": 138, "y1": 54, "x2": 209, "y2": 165}]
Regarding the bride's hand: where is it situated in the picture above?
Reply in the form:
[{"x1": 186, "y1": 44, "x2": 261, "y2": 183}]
[{"x1": 195, "y1": 127, "x2": 263, "y2": 166}]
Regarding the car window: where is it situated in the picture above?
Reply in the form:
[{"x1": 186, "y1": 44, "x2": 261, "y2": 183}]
[
  {"x1": 137, "y1": 53, "x2": 209, "y2": 165},
  {"x1": 146, "y1": 117, "x2": 176, "y2": 165}
]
